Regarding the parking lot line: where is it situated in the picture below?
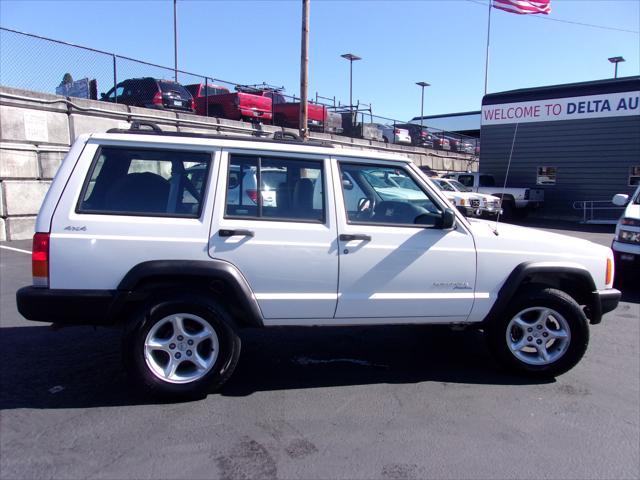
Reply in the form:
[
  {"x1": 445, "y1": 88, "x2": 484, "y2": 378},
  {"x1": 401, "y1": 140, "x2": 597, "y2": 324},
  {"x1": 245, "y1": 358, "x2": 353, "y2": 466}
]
[{"x1": 0, "y1": 245, "x2": 32, "y2": 255}]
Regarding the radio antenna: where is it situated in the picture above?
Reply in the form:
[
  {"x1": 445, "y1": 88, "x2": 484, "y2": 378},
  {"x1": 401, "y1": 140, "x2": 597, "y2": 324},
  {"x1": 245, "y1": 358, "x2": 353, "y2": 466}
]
[{"x1": 493, "y1": 122, "x2": 519, "y2": 235}]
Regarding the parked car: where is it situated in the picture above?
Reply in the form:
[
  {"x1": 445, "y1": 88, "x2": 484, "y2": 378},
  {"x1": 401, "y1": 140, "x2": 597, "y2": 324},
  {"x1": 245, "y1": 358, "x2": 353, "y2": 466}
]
[
  {"x1": 611, "y1": 184, "x2": 640, "y2": 280},
  {"x1": 341, "y1": 113, "x2": 384, "y2": 141},
  {"x1": 430, "y1": 178, "x2": 484, "y2": 217},
  {"x1": 184, "y1": 83, "x2": 272, "y2": 122},
  {"x1": 17, "y1": 122, "x2": 620, "y2": 398},
  {"x1": 259, "y1": 90, "x2": 331, "y2": 132},
  {"x1": 101, "y1": 77, "x2": 194, "y2": 112},
  {"x1": 393, "y1": 123, "x2": 434, "y2": 147},
  {"x1": 443, "y1": 172, "x2": 544, "y2": 219},
  {"x1": 430, "y1": 131, "x2": 451, "y2": 151},
  {"x1": 418, "y1": 165, "x2": 438, "y2": 178},
  {"x1": 375, "y1": 124, "x2": 411, "y2": 145},
  {"x1": 184, "y1": 83, "x2": 232, "y2": 116},
  {"x1": 434, "y1": 178, "x2": 502, "y2": 217}
]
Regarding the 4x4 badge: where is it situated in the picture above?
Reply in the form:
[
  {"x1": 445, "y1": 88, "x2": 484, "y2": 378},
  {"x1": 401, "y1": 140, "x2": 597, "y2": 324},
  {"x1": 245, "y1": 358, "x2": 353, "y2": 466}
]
[{"x1": 64, "y1": 226, "x2": 87, "y2": 231}]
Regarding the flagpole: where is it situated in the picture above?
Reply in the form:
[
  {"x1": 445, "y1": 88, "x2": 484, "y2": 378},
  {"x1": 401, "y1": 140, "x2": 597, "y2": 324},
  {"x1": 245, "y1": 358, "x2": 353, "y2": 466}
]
[{"x1": 484, "y1": 1, "x2": 492, "y2": 95}]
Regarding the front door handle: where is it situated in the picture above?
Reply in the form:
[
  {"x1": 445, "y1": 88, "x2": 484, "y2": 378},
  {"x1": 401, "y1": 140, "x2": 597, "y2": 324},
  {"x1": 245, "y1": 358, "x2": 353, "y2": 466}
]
[
  {"x1": 219, "y1": 229, "x2": 255, "y2": 238},
  {"x1": 339, "y1": 233, "x2": 371, "y2": 242}
]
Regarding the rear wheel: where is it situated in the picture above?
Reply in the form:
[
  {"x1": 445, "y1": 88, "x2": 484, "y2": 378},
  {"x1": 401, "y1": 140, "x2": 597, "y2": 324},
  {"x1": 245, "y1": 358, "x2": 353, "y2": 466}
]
[
  {"x1": 124, "y1": 293, "x2": 241, "y2": 398},
  {"x1": 487, "y1": 287, "x2": 589, "y2": 377}
]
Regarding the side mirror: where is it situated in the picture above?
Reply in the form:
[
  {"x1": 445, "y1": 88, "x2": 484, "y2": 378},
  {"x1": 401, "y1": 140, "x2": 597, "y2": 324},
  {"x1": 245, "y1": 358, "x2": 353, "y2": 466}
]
[
  {"x1": 612, "y1": 193, "x2": 629, "y2": 206},
  {"x1": 438, "y1": 208, "x2": 457, "y2": 229},
  {"x1": 342, "y1": 178, "x2": 354, "y2": 191}
]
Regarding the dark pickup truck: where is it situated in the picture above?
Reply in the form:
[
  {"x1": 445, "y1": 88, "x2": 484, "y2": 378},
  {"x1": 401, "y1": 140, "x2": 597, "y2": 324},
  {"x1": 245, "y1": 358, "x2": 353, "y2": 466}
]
[{"x1": 185, "y1": 83, "x2": 272, "y2": 123}]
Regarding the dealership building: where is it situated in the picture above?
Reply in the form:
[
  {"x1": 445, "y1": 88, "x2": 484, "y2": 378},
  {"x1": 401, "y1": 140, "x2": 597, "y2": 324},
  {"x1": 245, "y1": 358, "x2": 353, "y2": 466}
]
[{"x1": 480, "y1": 76, "x2": 640, "y2": 220}]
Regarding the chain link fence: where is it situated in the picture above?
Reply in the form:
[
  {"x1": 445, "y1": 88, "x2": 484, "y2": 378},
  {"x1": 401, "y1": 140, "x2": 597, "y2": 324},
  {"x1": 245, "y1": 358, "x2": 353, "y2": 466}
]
[{"x1": 0, "y1": 27, "x2": 479, "y2": 156}]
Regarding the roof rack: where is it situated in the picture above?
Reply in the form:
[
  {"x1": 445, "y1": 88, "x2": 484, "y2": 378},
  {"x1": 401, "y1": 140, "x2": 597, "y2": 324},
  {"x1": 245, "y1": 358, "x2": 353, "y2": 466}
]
[
  {"x1": 235, "y1": 82, "x2": 285, "y2": 94},
  {"x1": 105, "y1": 121, "x2": 334, "y2": 148}
]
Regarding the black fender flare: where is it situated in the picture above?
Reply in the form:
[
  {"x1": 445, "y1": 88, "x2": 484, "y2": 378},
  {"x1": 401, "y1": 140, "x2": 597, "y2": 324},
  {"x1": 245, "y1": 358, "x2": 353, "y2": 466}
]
[
  {"x1": 483, "y1": 262, "x2": 598, "y2": 325},
  {"x1": 116, "y1": 259, "x2": 264, "y2": 328}
]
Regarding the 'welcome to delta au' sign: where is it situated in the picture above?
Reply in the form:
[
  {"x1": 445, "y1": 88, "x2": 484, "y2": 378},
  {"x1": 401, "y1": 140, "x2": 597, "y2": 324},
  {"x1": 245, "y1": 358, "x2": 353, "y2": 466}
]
[{"x1": 481, "y1": 91, "x2": 640, "y2": 125}]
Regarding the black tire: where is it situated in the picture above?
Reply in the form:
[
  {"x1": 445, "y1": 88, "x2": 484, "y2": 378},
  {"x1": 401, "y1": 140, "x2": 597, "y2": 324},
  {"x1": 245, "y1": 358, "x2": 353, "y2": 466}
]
[
  {"x1": 486, "y1": 287, "x2": 589, "y2": 378},
  {"x1": 123, "y1": 292, "x2": 241, "y2": 399},
  {"x1": 501, "y1": 200, "x2": 514, "y2": 220}
]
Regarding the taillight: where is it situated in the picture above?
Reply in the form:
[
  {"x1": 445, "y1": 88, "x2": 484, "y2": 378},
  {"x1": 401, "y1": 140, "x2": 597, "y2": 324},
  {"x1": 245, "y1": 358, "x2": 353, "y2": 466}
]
[
  {"x1": 394, "y1": 129, "x2": 400, "y2": 134},
  {"x1": 152, "y1": 91, "x2": 163, "y2": 105},
  {"x1": 246, "y1": 189, "x2": 258, "y2": 204},
  {"x1": 420, "y1": 131, "x2": 428, "y2": 137},
  {"x1": 190, "y1": 98, "x2": 196, "y2": 111},
  {"x1": 605, "y1": 257, "x2": 613, "y2": 286},
  {"x1": 32, "y1": 232, "x2": 50, "y2": 288}
]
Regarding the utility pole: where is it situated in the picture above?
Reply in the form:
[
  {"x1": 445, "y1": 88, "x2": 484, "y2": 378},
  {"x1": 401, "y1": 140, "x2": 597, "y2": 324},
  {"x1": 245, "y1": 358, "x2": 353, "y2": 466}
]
[
  {"x1": 173, "y1": 0, "x2": 178, "y2": 82},
  {"x1": 299, "y1": 0, "x2": 310, "y2": 140}
]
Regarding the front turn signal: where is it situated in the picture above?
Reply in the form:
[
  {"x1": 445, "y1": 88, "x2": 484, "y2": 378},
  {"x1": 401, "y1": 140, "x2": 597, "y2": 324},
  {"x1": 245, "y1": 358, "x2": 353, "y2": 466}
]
[{"x1": 605, "y1": 257, "x2": 613, "y2": 286}]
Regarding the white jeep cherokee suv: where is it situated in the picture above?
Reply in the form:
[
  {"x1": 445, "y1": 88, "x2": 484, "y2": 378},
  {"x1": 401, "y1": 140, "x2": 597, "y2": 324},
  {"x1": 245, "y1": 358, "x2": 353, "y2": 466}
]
[{"x1": 17, "y1": 125, "x2": 621, "y2": 398}]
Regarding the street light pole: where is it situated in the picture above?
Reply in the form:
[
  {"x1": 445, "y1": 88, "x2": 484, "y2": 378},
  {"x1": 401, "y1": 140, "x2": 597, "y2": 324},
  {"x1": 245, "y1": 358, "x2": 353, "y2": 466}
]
[
  {"x1": 341, "y1": 53, "x2": 361, "y2": 114},
  {"x1": 416, "y1": 81, "x2": 430, "y2": 133},
  {"x1": 173, "y1": 0, "x2": 178, "y2": 82},
  {"x1": 608, "y1": 56, "x2": 625, "y2": 78}
]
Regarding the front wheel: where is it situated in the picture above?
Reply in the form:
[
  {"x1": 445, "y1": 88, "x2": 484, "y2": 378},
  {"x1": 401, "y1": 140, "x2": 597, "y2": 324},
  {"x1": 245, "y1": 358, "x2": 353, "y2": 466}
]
[
  {"x1": 124, "y1": 293, "x2": 241, "y2": 398},
  {"x1": 487, "y1": 287, "x2": 589, "y2": 377}
]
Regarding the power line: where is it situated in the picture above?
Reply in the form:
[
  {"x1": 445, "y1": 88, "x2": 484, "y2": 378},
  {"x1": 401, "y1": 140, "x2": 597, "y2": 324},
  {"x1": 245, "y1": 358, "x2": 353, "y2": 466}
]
[{"x1": 466, "y1": 0, "x2": 639, "y2": 34}]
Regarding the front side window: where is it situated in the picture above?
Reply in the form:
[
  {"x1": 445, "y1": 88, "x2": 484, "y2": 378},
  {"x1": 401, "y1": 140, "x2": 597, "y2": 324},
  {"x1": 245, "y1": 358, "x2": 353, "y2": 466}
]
[
  {"x1": 225, "y1": 155, "x2": 325, "y2": 222},
  {"x1": 339, "y1": 163, "x2": 442, "y2": 226},
  {"x1": 78, "y1": 147, "x2": 211, "y2": 217}
]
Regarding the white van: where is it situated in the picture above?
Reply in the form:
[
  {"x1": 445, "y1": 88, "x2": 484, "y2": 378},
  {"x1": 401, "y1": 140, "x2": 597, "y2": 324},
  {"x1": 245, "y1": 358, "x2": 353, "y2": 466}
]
[{"x1": 612, "y1": 185, "x2": 640, "y2": 278}]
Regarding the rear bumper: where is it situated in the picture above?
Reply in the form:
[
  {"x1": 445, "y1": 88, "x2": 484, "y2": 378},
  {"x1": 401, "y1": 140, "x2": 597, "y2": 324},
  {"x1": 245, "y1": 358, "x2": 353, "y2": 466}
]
[
  {"x1": 590, "y1": 288, "x2": 621, "y2": 324},
  {"x1": 16, "y1": 286, "x2": 123, "y2": 325}
]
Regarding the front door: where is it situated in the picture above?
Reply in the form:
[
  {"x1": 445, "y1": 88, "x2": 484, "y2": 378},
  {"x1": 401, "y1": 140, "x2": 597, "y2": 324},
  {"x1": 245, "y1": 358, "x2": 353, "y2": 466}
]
[
  {"x1": 209, "y1": 150, "x2": 339, "y2": 322},
  {"x1": 333, "y1": 159, "x2": 478, "y2": 322}
]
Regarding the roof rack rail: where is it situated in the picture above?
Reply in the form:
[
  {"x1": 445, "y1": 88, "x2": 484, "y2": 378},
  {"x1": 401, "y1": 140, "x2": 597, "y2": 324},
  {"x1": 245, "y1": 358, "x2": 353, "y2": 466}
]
[{"x1": 104, "y1": 121, "x2": 334, "y2": 148}]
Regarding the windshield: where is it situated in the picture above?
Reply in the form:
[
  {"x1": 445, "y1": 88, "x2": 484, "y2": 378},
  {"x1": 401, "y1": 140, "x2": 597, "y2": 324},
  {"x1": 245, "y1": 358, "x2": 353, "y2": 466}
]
[
  {"x1": 448, "y1": 180, "x2": 472, "y2": 192},
  {"x1": 433, "y1": 179, "x2": 455, "y2": 192}
]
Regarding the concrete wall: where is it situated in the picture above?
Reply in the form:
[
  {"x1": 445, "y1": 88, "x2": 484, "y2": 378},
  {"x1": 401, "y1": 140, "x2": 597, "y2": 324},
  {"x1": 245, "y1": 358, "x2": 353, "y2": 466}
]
[{"x1": 0, "y1": 86, "x2": 477, "y2": 240}]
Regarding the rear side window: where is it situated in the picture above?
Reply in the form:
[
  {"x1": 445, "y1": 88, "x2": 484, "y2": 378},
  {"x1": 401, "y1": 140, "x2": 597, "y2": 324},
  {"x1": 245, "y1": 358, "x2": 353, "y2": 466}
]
[
  {"x1": 479, "y1": 175, "x2": 495, "y2": 187},
  {"x1": 225, "y1": 154, "x2": 325, "y2": 222},
  {"x1": 77, "y1": 147, "x2": 212, "y2": 218}
]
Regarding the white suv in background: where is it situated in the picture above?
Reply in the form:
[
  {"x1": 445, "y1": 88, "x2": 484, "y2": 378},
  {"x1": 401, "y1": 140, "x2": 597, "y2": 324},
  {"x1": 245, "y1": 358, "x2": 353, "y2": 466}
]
[
  {"x1": 612, "y1": 185, "x2": 640, "y2": 280},
  {"x1": 17, "y1": 124, "x2": 620, "y2": 399}
]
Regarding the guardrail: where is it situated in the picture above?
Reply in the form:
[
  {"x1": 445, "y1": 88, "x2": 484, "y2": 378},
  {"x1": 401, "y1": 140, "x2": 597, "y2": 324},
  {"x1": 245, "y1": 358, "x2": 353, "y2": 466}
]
[
  {"x1": 572, "y1": 200, "x2": 624, "y2": 224},
  {"x1": 0, "y1": 26, "x2": 480, "y2": 156}
]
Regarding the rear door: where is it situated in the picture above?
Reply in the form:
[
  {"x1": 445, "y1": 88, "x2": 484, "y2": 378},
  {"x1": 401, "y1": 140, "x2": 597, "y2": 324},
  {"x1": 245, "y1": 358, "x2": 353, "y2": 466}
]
[
  {"x1": 49, "y1": 139, "x2": 219, "y2": 290},
  {"x1": 209, "y1": 149, "x2": 339, "y2": 322},
  {"x1": 333, "y1": 158, "x2": 478, "y2": 322}
]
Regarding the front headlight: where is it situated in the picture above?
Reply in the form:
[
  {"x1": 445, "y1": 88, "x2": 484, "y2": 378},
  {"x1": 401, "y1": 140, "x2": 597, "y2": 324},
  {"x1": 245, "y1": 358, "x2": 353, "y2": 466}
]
[{"x1": 618, "y1": 229, "x2": 640, "y2": 244}]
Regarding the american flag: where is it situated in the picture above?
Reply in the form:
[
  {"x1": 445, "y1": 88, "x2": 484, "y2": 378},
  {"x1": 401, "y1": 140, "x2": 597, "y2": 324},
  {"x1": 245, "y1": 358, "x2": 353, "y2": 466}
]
[{"x1": 492, "y1": 0, "x2": 551, "y2": 15}]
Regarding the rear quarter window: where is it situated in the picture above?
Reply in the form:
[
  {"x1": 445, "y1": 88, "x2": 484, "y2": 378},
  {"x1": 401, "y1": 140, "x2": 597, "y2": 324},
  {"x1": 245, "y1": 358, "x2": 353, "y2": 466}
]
[{"x1": 77, "y1": 147, "x2": 212, "y2": 218}]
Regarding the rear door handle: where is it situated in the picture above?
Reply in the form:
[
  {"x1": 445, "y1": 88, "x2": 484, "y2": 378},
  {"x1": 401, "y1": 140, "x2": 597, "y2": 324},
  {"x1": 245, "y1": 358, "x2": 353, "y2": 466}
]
[
  {"x1": 339, "y1": 233, "x2": 371, "y2": 242},
  {"x1": 219, "y1": 229, "x2": 255, "y2": 238}
]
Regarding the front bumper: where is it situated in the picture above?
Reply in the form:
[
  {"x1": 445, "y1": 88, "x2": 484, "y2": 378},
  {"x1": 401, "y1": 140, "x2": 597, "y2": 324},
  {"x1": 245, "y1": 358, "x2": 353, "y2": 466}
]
[
  {"x1": 16, "y1": 286, "x2": 124, "y2": 325},
  {"x1": 589, "y1": 288, "x2": 621, "y2": 325}
]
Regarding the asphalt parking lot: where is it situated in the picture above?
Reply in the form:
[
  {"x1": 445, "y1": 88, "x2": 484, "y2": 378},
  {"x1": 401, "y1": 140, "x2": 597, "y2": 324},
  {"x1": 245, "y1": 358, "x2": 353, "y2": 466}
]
[{"x1": 1, "y1": 222, "x2": 638, "y2": 480}]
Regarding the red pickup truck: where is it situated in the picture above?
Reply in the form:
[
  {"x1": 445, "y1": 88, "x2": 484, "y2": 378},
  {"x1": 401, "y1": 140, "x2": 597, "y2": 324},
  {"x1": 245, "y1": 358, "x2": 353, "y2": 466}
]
[
  {"x1": 185, "y1": 83, "x2": 272, "y2": 122},
  {"x1": 258, "y1": 91, "x2": 328, "y2": 132}
]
